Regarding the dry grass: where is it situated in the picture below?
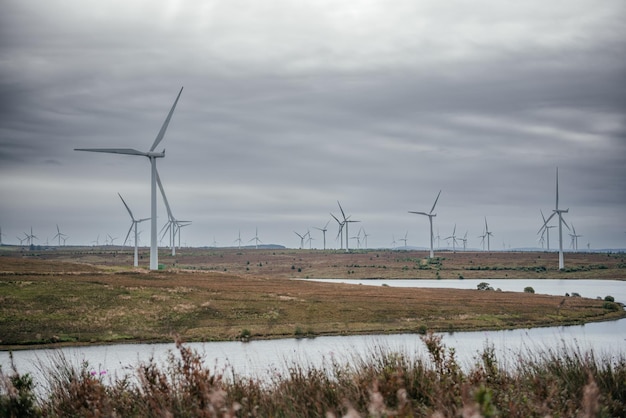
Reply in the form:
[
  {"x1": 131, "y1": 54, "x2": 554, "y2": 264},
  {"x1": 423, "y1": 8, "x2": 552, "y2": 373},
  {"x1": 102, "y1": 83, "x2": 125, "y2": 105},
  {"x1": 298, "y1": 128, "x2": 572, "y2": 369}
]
[
  {"x1": 2, "y1": 334, "x2": 625, "y2": 417},
  {"x1": 1, "y1": 248, "x2": 624, "y2": 347}
]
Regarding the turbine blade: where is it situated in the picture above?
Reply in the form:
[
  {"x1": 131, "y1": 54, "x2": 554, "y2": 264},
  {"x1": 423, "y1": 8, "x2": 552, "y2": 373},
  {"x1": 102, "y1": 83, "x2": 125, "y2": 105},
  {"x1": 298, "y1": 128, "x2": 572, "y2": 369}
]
[
  {"x1": 408, "y1": 211, "x2": 429, "y2": 216},
  {"x1": 75, "y1": 148, "x2": 147, "y2": 156},
  {"x1": 118, "y1": 193, "x2": 135, "y2": 220},
  {"x1": 430, "y1": 190, "x2": 442, "y2": 214},
  {"x1": 150, "y1": 87, "x2": 183, "y2": 152},
  {"x1": 337, "y1": 201, "x2": 346, "y2": 221},
  {"x1": 123, "y1": 224, "x2": 133, "y2": 246},
  {"x1": 156, "y1": 170, "x2": 174, "y2": 219}
]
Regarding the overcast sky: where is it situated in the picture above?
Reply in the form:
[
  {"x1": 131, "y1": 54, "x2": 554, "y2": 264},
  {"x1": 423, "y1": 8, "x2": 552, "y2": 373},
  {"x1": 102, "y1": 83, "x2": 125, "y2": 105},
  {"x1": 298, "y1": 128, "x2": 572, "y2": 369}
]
[{"x1": 1, "y1": 0, "x2": 625, "y2": 251}]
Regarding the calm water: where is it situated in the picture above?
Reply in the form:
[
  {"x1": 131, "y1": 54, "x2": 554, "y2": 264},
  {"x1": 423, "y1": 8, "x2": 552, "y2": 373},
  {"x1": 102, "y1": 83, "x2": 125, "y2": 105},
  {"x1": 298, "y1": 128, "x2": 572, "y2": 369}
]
[{"x1": 2, "y1": 279, "x2": 625, "y2": 389}]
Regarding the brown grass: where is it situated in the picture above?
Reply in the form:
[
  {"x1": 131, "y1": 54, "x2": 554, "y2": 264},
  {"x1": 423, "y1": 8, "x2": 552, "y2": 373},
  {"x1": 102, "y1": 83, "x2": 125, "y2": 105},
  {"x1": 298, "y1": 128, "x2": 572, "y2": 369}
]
[{"x1": 1, "y1": 247, "x2": 624, "y2": 348}]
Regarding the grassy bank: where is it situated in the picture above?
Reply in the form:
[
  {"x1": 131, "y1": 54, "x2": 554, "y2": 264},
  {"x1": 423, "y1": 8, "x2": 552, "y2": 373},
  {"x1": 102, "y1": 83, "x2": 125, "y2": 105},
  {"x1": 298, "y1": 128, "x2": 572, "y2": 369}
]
[
  {"x1": 2, "y1": 334, "x2": 624, "y2": 417},
  {"x1": 1, "y1": 254, "x2": 624, "y2": 348}
]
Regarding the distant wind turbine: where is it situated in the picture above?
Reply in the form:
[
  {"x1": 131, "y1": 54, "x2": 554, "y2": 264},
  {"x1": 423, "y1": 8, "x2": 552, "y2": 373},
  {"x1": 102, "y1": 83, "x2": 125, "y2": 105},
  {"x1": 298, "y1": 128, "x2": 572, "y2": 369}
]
[
  {"x1": 330, "y1": 213, "x2": 345, "y2": 250},
  {"x1": 294, "y1": 230, "x2": 307, "y2": 249},
  {"x1": 408, "y1": 190, "x2": 441, "y2": 258},
  {"x1": 234, "y1": 230, "x2": 243, "y2": 249},
  {"x1": 538, "y1": 210, "x2": 556, "y2": 250},
  {"x1": 249, "y1": 228, "x2": 262, "y2": 249},
  {"x1": 460, "y1": 231, "x2": 468, "y2": 251},
  {"x1": 24, "y1": 227, "x2": 37, "y2": 246},
  {"x1": 0, "y1": 226, "x2": 4, "y2": 246},
  {"x1": 399, "y1": 231, "x2": 408, "y2": 248},
  {"x1": 16, "y1": 236, "x2": 26, "y2": 246},
  {"x1": 75, "y1": 87, "x2": 183, "y2": 270},
  {"x1": 484, "y1": 218, "x2": 493, "y2": 251},
  {"x1": 157, "y1": 170, "x2": 191, "y2": 256},
  {"x1": 444, "y1": 224, "x2": 459, "y2": 253},
  {"x1": 361, "y1": 228, "x2": 369, "y2": 249},
  {"x1": 313, "y1": 220, "x2": 330, "y2": 250},
  {"x1": 538, "y1": 167, "x2": 570, "y2": 269},
  {"x1": 569, "y1": 223, "x2": 582, "y2": 251},
  {"x1": 119, "y1": 193, "x2": 150, "y2": 267},
  {"x1": 391, "y1": 234, "x2": 397, "y2": 249},
  {"x1": 337, "y1": 201, "x2": 359, "y2": 252},
  {"x1": 53, "y1": 224, "x2": 67, "y2": 247}
]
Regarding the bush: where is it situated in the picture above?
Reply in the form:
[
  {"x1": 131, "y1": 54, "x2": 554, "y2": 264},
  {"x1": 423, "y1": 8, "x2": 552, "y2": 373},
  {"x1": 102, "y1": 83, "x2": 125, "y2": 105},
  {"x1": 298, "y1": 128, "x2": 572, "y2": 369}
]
[
  {"x1": 604, "y1": 295, "x2": 615, "y2": 302},
  {"x1": 524, "y1": 286, "x2": 535, "y2": 294},
  {"x1": 477, "y1": 282, "x2": 493, "y2": 291},
  {"x1": 603, "y1": 302, "x2": 620, "y2": 312}
]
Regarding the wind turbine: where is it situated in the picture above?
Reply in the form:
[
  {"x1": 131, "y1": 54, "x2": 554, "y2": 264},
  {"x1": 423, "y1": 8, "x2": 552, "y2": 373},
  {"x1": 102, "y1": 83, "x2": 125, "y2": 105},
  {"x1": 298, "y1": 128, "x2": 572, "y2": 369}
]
[
  {"x1": 484, "y1": 218, "x2": 493, "y2": 251},
  {"x1": 460, "y1": 231, "x2": 468, "y2": 251},
  {"x1": 391, "y1": 234, "x2": 397, "y2": 249},
  {"x1": 294, "y1": 230, "x2": 307, "y2": 249},
  {"x1": 330, "y1": 213, "x2": 345, "y2": 250},
  {"x1": 361, "y1": 228, "x2": 369, "y2": 249},
  {"x1": 234, "y1": 230, "x2": 243, "y2": 249},
  {"x1": 0, "y1": 226, "x2": 4, "y2": 245},
  {"x1": 249, "y1": 228, "x2": 262, "y2": 249},
  {"x1": 16, "y1": 236, "x2": 26, "y2": 246},
  {"x1": 538, "y1": 210, "x2": 556, "y2": 250},
  {"x1": 399, "y1": 231, "x2": 408, "y2": 248},
  {"x1": 107, "y1": 234, "x2": 118, "y2": 246},
  {"x1": 156, "y1": 170, "x2": 190, "y2": 256},
  {"x1": 538, "y1": 167, "x2": 570, "y2": 269},
  {"x1": 408, "y1": 190, "x2": 441, "y2": 258},
  {"x1": 119, "y1": 193, "x2": 150, "y2": 267},
  {"x1": 569, "y1": 223, "x2": 582, "y2": 251},
  {"x1": 306, "y1": 230, "x2": 314, "y2": 249},
  {"x1": 53, "y1": 225, "x2": 67, "y2": 247},
  {"x1": 75, "y1": 87, "x2": 183, "y2": 270},
  {"x1": 337, "y1": 201, "x2": 359, "y2": 252},
  {"x1": 24, "y1": 227, "x2": 37, "y2": 246},
  {"x1": 61, "y1": 236, "x2": 68, "y2": 246},
  {"x1": 444, "y1": 224, "x2": 458, "y2": 253},
  {"x1": 313, "y1": 220, "x2": 330, "y2": 250}
]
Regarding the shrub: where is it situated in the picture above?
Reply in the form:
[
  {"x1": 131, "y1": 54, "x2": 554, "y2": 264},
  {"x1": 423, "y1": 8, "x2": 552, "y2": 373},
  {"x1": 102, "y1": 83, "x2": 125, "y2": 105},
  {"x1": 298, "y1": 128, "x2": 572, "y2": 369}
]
[
  {"x1": 477, "y1": 282, "x2": 493, "y2": 291},
  {"x1": 603, "y1": 302, "x2": 620, "y2": 312},
  {"x1": 524, "y1": 286, "x2": 535, "y2": 294},
  {"x1": 604, "y1": 295, "x2": 615, "y2": 302}
]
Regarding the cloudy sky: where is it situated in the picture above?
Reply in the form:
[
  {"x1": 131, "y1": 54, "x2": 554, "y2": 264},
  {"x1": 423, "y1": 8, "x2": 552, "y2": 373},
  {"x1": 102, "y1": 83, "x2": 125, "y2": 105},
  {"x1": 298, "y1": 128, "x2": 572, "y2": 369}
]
[{"x1": 1, "y1": 0, "x2": 625, "y2": 251}]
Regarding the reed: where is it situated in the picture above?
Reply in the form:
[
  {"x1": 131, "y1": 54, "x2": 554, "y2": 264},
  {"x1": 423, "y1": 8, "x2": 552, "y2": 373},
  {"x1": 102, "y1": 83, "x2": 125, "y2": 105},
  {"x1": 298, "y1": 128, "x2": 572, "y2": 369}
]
[{"x1": 2, "y1": 334, "x2": 624, "y2": 417}]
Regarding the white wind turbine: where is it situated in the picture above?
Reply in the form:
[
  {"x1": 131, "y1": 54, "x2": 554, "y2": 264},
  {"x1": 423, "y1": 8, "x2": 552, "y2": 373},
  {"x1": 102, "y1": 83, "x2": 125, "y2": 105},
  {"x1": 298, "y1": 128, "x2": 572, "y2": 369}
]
[
  {"x1": 119, "y1": 193, "x2": 150, "y2": 267},
  {"x1": 460, "y1": 231, "x2": 468, "y2": 251},
  {"x1": 53, "y1": 224, "x2": 67, "y2": 247},
  {"x1": 337, "y1": 201, "x2": 359, "y2": 252},
  {"x1": 294, "y1": 230, "x2": 307, "y2": 249},
  {"x1": 0, "y1": 226, "x2": 4, "y2": 245},
  {"x1": 24, "y1": 227, "x2": 37, "y2": 246},
  {"x1": 234, "y1": 230, "x2": 243, "y2": 249},
  {"x1": 361, "y1": 228, "x2": 369, "y2": 249},
  {"x1": 399, "y1": 231, "x2": 408, "y2": 248},
  {"x1": 249, "y1": 228, "x2": 262, "y2": 249},
  {"x1": 409, "y1": 190, "x2": 441, "y2": 258},
  {"x1": 390, "y1": 234, "x2": 397, "y2": 249},
  {"x1": 330, "y1": 213, "x2": 345, "y2": 250},
  {"x1": 538, "y1": 210, "x2": 556, "y2": 251},
  {"x1": 484, "y1": 217, "x2": 493, "y2": 251},
  {"x1": 75, "y1": 87, "x2": 183, "y2": 270},
  {"x1": 444, "y1": 224, "x2": 459, "y2": 253},
  {"x1": 569, "y1": 223, "x2": 582, "y2": 251},
  {"x1": 313, "y1": 220, "x2": 330, "y2": 250},
  {"x1": 157, "y1": 170, "x2": 190, "y2": 256},
  {"x1": 538, "y1": 168, "x2": 570, "y2": 269}
]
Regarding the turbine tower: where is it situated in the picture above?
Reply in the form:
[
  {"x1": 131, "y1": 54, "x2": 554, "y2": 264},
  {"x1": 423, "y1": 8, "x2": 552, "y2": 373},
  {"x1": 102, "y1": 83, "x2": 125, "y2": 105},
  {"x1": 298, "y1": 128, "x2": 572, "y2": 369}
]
[
  {"x1": 75, "y1": 87, "x2": 183, "y2": 270},
  {"x1": 538, "y1": 167, "x2": 570, "y2": 269},
  {"x1": 408, "y1": 190, "x2": 441, "y2": 258},
  {"x1": 234, "y1": 230, "x2": 243, "y2": 249},
  {"x1": 119, "y1": 193, "x2": 150, "y2": 267},
  {"x1": 569, "y1": 223, "x2": 582, "y2": 251},
  {"x1": 399, "y1": 231, "x2": 408, "y2": 248}
]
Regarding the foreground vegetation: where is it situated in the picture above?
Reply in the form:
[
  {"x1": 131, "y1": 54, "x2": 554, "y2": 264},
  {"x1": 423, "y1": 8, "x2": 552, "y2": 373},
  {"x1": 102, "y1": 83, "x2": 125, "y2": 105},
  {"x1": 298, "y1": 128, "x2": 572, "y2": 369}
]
[
  {"x1": 2, "y1": 334, "x2": 624, "y2": 417},
  {"x1": 1, "y1": 254, "x2": 624, "y2": 347}
]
